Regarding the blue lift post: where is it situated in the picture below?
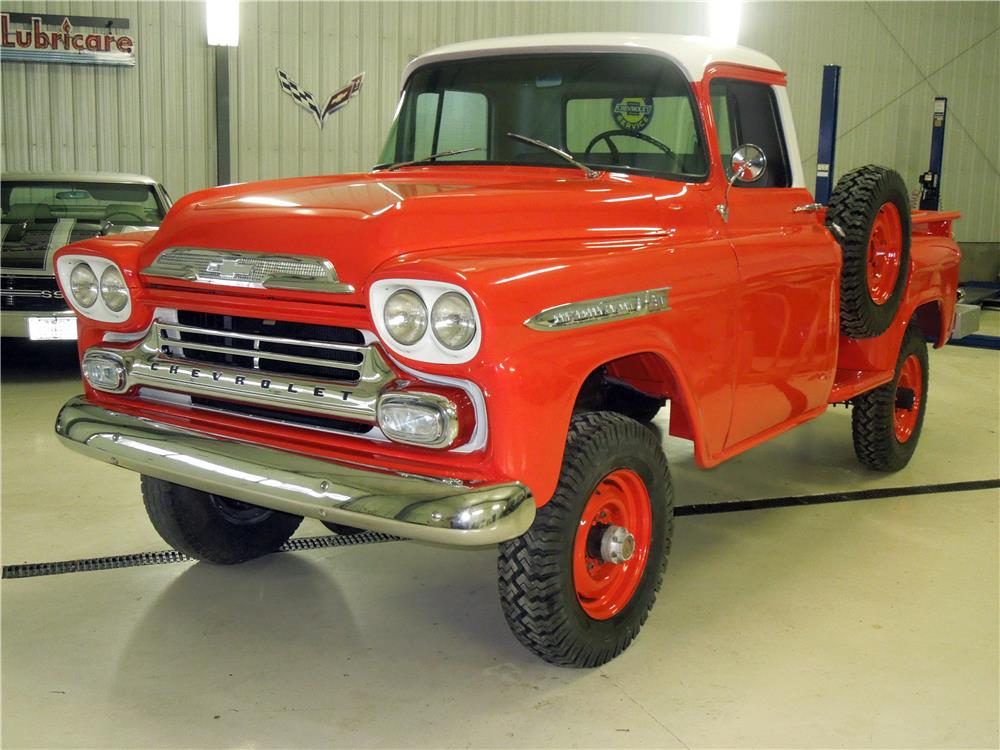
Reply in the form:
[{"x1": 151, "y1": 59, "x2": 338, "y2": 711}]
[
  {"x1": 814, "y1": 64, "x2": 841, "y2": 204},
  {"x1": 919, "y1": 97, "x2": 947, "y2": 210}
]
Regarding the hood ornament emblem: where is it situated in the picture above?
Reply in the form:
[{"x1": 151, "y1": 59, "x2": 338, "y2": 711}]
[{"x1": 142, "y1": 248, "x2": 355, "y2": 294}]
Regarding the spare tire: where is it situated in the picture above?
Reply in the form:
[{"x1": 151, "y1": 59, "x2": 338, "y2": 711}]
[{"x1": 826, "y1": 166, "x2": 911, "y2": 338}]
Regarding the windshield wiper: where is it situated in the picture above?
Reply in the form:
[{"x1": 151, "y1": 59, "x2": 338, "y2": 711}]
[
  {"x1": 374, "y1": 147, "x2": 483, "y2": 172},
  {"x1": 506, "y1": 133, "x2": 599, "y2": 179}
]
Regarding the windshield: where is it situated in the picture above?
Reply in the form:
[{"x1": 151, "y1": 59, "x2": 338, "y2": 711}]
[
  {"x1": 378, "y1": 53, "x2": 708, "y2": 181},
  {"x1": 1, "y1": 181, "x2": 166, "y2": 270},
  {"x1": 1, "y1": 181, "x2": 165, "y2": 224}
]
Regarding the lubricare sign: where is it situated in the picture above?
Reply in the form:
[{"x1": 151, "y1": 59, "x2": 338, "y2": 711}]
[{"x1": 1, "y1": 12, "x2": 136, "y2": 66}]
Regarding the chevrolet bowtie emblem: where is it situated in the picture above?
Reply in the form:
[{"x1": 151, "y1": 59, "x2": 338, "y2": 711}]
[{"x1": 206, "y1": 258, "x2": 251, "y2": 280}]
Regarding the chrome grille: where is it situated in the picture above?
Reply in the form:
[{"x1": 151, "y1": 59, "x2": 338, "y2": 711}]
[
  {"x1": 128, "y1": 312, "x2": 395, "y2": 434},
  {"x1": 1, "y1": 275, "x2": 67, "y2": 311},
  {"x1": 160, "y1": 312, "x2": 365, "y2": 382}
]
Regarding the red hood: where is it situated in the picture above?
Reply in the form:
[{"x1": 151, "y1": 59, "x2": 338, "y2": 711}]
[{"x1": 141, "y1": 166, "x2": 696, "y2": 298}]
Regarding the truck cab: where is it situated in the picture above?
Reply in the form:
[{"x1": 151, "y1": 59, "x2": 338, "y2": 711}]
[{"x1": 53, "y1": 33, "x2": 961, "y2": 667}]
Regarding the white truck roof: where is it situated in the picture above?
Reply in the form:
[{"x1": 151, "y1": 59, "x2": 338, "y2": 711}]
[{"x1": 403, "y1": 33, "x2": 783, "y2": 84}]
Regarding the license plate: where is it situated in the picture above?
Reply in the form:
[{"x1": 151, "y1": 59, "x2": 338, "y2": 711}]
[{"x1": 27, "y1": 316, "x2": 77, "y2": 341}]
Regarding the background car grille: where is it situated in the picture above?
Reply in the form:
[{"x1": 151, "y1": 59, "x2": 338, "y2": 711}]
[
  {"x1": 1, "y1": 275, "x2": 67, "y2": 311},
  {"x1": 165, "y1": 311, "x2": 366, "y2": 383}
]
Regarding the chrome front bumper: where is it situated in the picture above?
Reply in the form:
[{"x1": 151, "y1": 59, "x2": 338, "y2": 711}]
[{"x1": 55, "y1": 396, "x2": 535, "y2": 546}]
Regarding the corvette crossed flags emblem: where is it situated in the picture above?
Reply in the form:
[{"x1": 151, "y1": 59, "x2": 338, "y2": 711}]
[{"x1": 276, "y1": 69, "x2": 364, "y2": 129}]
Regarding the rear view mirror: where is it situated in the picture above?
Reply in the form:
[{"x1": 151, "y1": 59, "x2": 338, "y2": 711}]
[{"x1": 55, "y1": 190, "x2": 92, "y2": 200}]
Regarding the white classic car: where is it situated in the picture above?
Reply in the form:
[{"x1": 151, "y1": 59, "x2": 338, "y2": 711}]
[{"x1": 1, "y1": 172, "x2": 171, "y2": 340}]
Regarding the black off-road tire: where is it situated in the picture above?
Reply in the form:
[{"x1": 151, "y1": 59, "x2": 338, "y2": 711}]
[
  {"x1": 826, "y1": 165, "x2": 911, "y2": 338},
  {"x1": 497, "y1": 412, "x2": 673, "y2": 667},
  {"x1": 141, "y1": 476, "x2": 302, "y2": 564},
  {"x1": 852, "y1": 325, "x2": 929, "y2": 471},
  {"x1": 321, "y1": 521, "x2": 366, "y2": 536}
]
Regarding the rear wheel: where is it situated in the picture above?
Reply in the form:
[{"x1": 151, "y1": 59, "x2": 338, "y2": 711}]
[
  {"x1": 497, "y1": 412, "x2": 673, "y2": 667},
  {"x1": 852, "y1": 325, "x2": 929, "y2": 471},
  {"x1": 141, "y1": 477, "x2": 302, "y2": 564},
  {"x1": 826, "y1": 165, "x2": 912, "y2": 338}
]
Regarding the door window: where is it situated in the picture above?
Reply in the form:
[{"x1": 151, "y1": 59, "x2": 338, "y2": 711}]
[{"x1": 709, "y1": 79, "x2": 791, "y2": 188}]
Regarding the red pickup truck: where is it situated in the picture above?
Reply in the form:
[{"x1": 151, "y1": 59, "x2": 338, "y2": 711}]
[{"x1": 54, "y1": 33, "x2": 961, "y2": 667}]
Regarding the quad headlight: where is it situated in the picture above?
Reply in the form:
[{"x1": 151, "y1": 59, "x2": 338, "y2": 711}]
[
  {"x1": 69, "y1": 263, "x2": 99, "y2": 308},
  {"x1": 384, "y1": 289, "x2": 427, "y2": 345},
  {"x1": 370, "y1": 280, "x2": 481, "y2": 364},
  {"x1": 56, "y1": 255, "x2": 132, "y2": 323},
  {"x1": 99, "y1": 266, "x2": 129, "y2": 312},
  {"x1": 431, "y1": 292, "x2": 476, "y2": 350}
]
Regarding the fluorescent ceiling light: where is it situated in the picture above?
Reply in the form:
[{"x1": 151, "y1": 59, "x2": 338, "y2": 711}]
[
  {"x1": 206, "y1": 0, "x2": 239, "y2": 47},
  {"x1": 708, "y1": 0, "x2": 742, "y2": 47}
]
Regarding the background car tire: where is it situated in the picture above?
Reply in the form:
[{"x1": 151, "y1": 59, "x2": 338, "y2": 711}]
[
  {"x1": 826, "y1": 165, "x2": 911, "y2": 338},
  {"x1": 321, "y1": 521, "x2": 367, "y2": 536},
  {"x1": 141, "y1": 476, "x2": 302, "y2": 564},
  {"x1": 852, "y1": 325, "x2": 929, "y2": 471},
  {"x1": 497, "y1": 411, "x2": 673, "y2": 667}
]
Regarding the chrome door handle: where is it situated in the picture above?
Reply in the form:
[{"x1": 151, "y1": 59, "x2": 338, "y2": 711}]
[{"x1": 793, "y1": 202, "x2": 823, "y2": 213}]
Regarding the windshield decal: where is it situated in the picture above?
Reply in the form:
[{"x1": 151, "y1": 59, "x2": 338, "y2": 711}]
[{"x1": 612, "y1": 97, "x2": 655, "y2": 132}]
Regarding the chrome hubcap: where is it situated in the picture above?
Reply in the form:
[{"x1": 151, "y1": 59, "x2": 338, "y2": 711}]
[{"x1": 600, "y1": 525, "x2": 636, "y2": 564}]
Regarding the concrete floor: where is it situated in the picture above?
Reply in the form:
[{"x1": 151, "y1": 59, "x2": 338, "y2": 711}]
[{"x1": 2, "y1": 314, "x2": 998, "y2": 749}]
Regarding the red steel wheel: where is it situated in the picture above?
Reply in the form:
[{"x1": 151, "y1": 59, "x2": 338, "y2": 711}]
[
  {"x1": 826, "y1": 165, "x2": 911, "y2": 338},
  {"x1": 572, "y1": 468, "x2": 652, "y2": 620},
  {"x1": 893, "y1": 353, "x2": 923, "y2": 443},
  {"x1": 852, "y1": 325, "x2": 928, "y2": 472},
  {"x1": 866, "y1": 202, "x2": 903, "y2": 305}
]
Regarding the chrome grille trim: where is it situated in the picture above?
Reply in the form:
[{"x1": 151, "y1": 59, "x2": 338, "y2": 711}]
[
  {"x1": 142, "y1": 247, "x2": 355, "y2": 294},
  {"x1": 155, "y1": 321, "x2": 366, "y2": 374},
  {"x1": 93, "y1": 318, "x2": 396, "y2": 426},
  {"x1": 155, "y1": 321, "x2": 370, "y2": 355},
  {"x1": 139, "y1": 386, "x2": 392, "y2": 441}
]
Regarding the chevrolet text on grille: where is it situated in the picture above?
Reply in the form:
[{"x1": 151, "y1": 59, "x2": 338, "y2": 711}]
[{"x1": 147, "y1": 361, "x2": 342, "y2": 399}]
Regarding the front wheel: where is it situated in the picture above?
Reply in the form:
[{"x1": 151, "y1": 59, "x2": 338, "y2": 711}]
[
  {"x1": 497, "y1": 412, "x2": 673, "y2": 667},
  {"x1": 852, "y1": 324, "x2": 929, "y2": 471},
  {"x1": 141, "y1": 477, "x2": 303, "y2": 564}
]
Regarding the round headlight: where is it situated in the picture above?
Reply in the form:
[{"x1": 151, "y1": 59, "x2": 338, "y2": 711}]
[
  {"x1": 69, "y1": 263, "x2": 98, "y2": 308},
  {"x1": 99, "y1": 266, "x2": 129, "y2": 312},
  {"x1": 384, "y1": 289, "x2": 427, "y2": 345},
  {"x1": 431, "y1": 292, "x2": 476, "y2": 350}
]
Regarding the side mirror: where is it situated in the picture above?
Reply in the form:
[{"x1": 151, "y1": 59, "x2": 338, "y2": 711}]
[
  {"x1": 716, "y1": 143, "x2": 768, "y2": 222},
  {"x1": 730, "y1": 143, "x2": 767, "y2": 184}
]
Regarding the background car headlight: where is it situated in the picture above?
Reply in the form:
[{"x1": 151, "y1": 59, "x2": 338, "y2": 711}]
[
  {"x1": 384, "y1": 289, "x2": 427, "y2": 345},
  {"x1": 99, "y1": 266, "x2": 130, "y2": 312},
  {"x1": 431, "y1": 292, "x2": 476, "y2": 350},
  {"x1": 69, "y1": 263, "x2": 99, "y2": 308}
]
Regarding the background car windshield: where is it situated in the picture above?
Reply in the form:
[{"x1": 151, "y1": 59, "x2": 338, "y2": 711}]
[
  {"x1": 1, "y1": 182, "x2": 164, "y2": 225},
  {"x1": 1, "y1": 182, "x2": 166, "y2": 270},
  {"x1": 378, "y1": 53, "x2": 708, "y2": 181}
]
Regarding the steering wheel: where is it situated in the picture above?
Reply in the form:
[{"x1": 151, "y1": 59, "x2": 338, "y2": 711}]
[
  {"x1": 104, "y1": 210, "x2": 145, "y2": 224},
  {"x1": 584, "y1": 129, "x2": 674, "y2": 165}
]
